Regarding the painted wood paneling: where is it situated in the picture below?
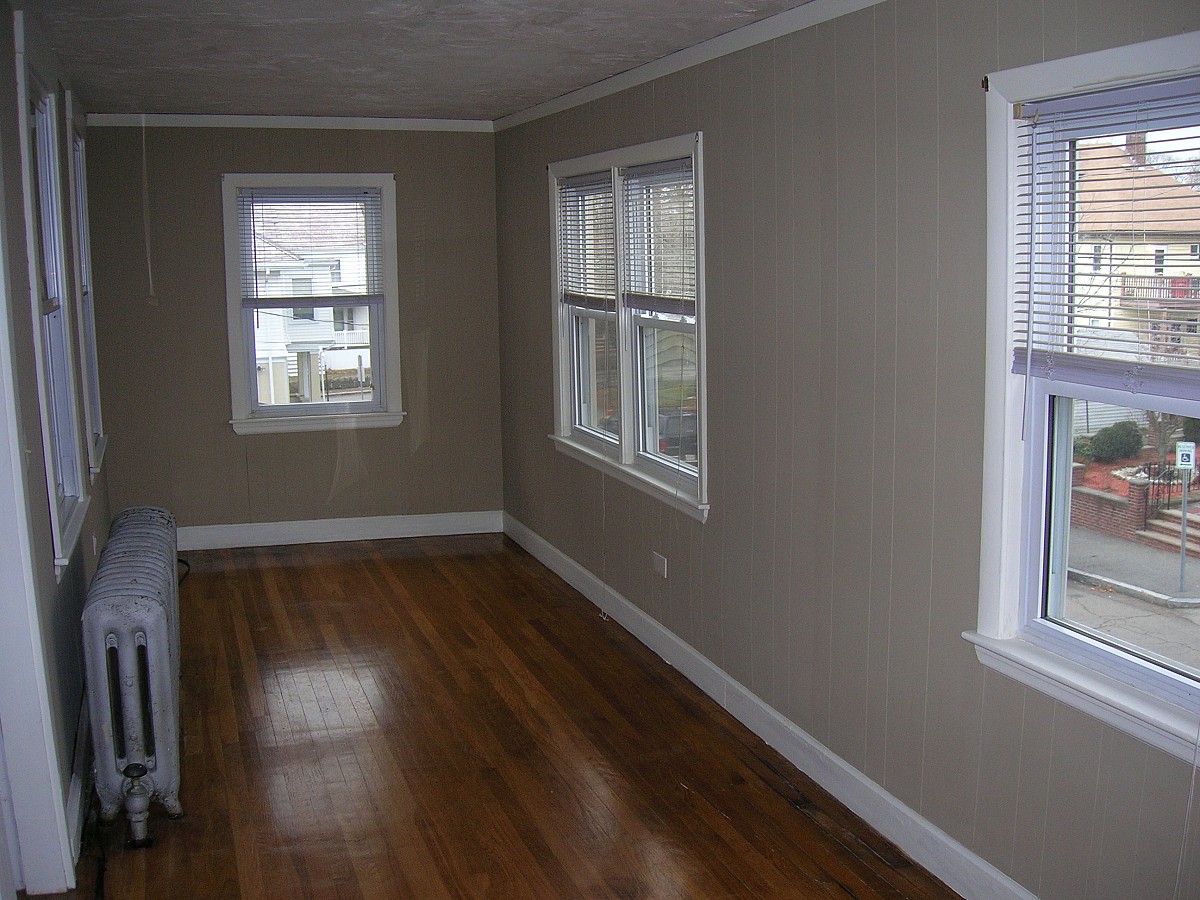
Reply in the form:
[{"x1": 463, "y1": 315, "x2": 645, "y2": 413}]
[
  {"x1": 495, "y1": 2, "x2": 1200, "y2": 898},
  {"x1": 90, "y1": 126, "x2": 503, "y2": 528}
]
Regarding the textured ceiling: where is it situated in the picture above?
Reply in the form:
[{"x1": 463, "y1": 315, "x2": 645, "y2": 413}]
[{"x1": 19, "y1": 1, "x2": 812, "y2": 122}]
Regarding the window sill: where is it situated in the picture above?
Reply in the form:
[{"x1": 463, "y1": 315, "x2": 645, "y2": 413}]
[
  {"x1": 964, "y1": 629, "x2": 1200, "y2": 762},
  {"x1": 87, "y1": 433, "x2": 108, "y2": 479},
  {"x1": 231, "y1": 410, "x2": 406, "y2": 435},
  {"x1": 550, "y1": 434, "x2": 708, "y2": 522},
  {"x1": 54, "y1": 493, "x2": 90, "y2": 576}
]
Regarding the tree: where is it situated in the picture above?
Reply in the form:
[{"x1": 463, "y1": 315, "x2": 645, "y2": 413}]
[{"x1": 1145, "y1": 410, "x2": 1184, "y2": 470}]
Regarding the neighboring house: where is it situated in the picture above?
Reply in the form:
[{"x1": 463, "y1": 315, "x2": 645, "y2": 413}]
[
  {"x1": 248, "y1": 223, "x2": 372, "y2": 404},
  {"x1": 1074, "y1": 136, "x2": 1200, "y2": 365},
  {"x1": 1068, "y1": 137, "x2": 1200, "y2": 437}
]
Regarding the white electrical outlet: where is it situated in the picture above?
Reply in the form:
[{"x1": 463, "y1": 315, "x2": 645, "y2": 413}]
[{"x1": 652, "y1": 551, "x2": 667, "y2": 578}]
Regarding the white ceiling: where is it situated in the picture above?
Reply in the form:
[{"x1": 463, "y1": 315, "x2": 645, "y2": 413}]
[{"x1": 19, "y1": 1, "x2": 813, "y2": 122}]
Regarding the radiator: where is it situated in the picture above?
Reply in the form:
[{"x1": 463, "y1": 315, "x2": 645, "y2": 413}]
[{"x1": 82, "y1": 506, "x2": 183, "y2": 844}]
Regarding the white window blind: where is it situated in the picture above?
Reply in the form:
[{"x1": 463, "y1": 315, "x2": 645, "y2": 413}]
[
  {"x1": 236, "y1": 187, "x2": 383, "y2": 308},
  {"x1": 33, "y1": 96, "x2": 64, "y2": 314},
  {"x1": 557, "y1": 173, "x2": 615, "y2": 312},
  {"x1": 621, "y1": 158, "x2": 696, "y2": 318},
  {"x1": 1013, "y1": 74, "x2": 1200, "y2": 396}
]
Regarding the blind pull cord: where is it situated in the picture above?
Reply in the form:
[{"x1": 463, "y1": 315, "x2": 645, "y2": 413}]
[{"x1": 142, "y1": 115, "x2": 156, "y2": 305}]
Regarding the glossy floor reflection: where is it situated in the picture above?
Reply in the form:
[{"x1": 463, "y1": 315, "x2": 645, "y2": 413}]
[{"x1": 65, "y1": 534, "x2": 955, "y2": 899}]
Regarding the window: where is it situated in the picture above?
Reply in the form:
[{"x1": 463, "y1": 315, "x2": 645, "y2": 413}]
[
  {"x1": 971, "y1": 32, "x2": 1200, "y2": 761},
  {"x1": 22, "y1": 76, "x2": 88, "y2": 568},
  {"x1": 549, "y1": 134, "x2": 707, "y2": 520},
  {"x1": 67, "y1": 112, "x2": 106, "y2": 476},
  {"x1": 222, "y1": 174, "x2": 403, "y2": 434}
]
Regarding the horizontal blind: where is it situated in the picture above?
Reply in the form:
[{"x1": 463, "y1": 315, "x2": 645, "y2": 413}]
[
  {"x1": 33, "y1": 96, "x2": 64, "y2": 312},
  {"x1": 1013, "y1": 74, "x2": 1200, "y2": 391},
  {"x1": 238, "y1": 187, "x2": 383, "y2": 306},
  {"x1": 557, "y1": 172, "x2": 616, "y2": 312},
  {"x1": 621, "y1": 158, "x2": 696, "y2": 318}
]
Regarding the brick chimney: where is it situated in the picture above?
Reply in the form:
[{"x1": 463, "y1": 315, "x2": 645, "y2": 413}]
[{"x1": 1126, "y1": 131, "x2": 1147, "y2": 166}]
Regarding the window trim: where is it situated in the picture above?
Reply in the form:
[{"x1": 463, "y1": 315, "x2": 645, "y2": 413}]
[
  {"x1": 16, "y1": 31, "x2": 89, "y2": 573},
  {"x1": 548, "y1": 133, "x2": 708, "y2": 521},
  {"x1": 221, "y1": 173, "x2": 404, "y2": 435},
  {"x1": 967, "y1": 30, "x2": 1200, "y2": 762},
  {"x1": 65, "y1": 92, "x2": 106, "y2": 477}
]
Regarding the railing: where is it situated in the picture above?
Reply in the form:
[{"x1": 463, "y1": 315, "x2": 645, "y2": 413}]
[
  {"x1": 330, "y1": 328, "x2": 369, "y2": 347},
  {"x1": 1143, "y1": 462, "x2": 1200, "y2": 526},
  {"x1": 281, "y1": 321, "x2": 370, "y2": 348},
  {"x1": 1120, "y1": 274, "x2": 1200, "y2": 304}
]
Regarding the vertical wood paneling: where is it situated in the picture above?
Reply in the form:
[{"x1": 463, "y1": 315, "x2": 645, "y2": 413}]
[
  {"x1": 92, "y1": 126, "x2": 503, "y2": 527},
  {"x1": 693, "y1": 56, "x2": 724, "y2": 668},
  {"x1": 864, "y1": 0, "x2": 899, "y2": 784},
  {"x1": 1008, "y1": 692, "x2": 1056, "y2": 892},
  {"x1": 491, "y1": 3, "x2": 1200, "y2": 898},
  {"x1": 749, "y1": 39, "x2": 780, "y2": 705},
  {"x1": 649, "y1": 69, "x2": 695, "y2": 144},
  {"x1": 812, "y1": 21, "x2": 840, "y2": 747},
  {"x1": 920, "y1": 0, "x2": 992, "y2": 842},
  {"x1": 1132, "y1": 747, "x2": 1196, "y2": 899},
  {"x1": 770, "y1": 34, "x2": 798, "y2": 723},
  {"x1": 883, "y1": 0, "x2": 939, "y2": 811},
  {"x1": 1040, "y1": 706, "x2": 1106, "y2": 898},
  {"x1": 971, "y1": 671, "x2": 1026, "y2": 870},
  {"x1": 786, "y1": 23, "x2": 828, "y2": 733},
  {"x1": 1087, "y1": 729, "x2": 1148, "y2": 900},
  {"x1": 713, "y1": 47, "x2": 756, "y2": 688},
  {"x1": 996, "y1": 0, "x2": 1046, "y2": 71},
  {"x1": 827, "y1": 7, "x2": 878, "y2": 768},
  {"x1": 1041, "y1": 0, "x2": 1080, "y2": 64}
]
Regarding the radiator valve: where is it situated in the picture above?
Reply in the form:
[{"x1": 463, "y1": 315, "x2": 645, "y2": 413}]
[{"x1": 122, "y1": 763, "x2": 154, "y2": 848}]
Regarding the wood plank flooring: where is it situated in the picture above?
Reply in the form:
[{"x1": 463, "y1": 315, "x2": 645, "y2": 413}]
[{"x1": 60, "y1": 534, "x2": 956, "y2": 899}]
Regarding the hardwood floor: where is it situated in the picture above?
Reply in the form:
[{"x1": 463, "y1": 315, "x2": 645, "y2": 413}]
[{"x1": 61, "y1": 534, "x2": 956, "y2": 899}]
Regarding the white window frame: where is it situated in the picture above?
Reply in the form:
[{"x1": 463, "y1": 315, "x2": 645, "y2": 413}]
[
  {"x1": 16, "y1": 21, "x2": 88, "y2": 573},
  {"x1": 548, "y1": 133, "x2": 708, "y2": 521},
  {"x1": 221, "y1": 173, "x2": 404, "y2": 435},
  {"x1": 65, "y1": 92, "x2": 106, "y2": 476},
  {"x1": 968, "y1": 30, "x2": 1200, "y2": 762}
]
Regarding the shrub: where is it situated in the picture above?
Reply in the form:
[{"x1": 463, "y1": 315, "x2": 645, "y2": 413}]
[
  {"x1": 1088, "y1": 419, "x2": 1143, "y2": 463},
  {"x1": 1073, "y1": 436, "x2": 1094, "y2": 462}
]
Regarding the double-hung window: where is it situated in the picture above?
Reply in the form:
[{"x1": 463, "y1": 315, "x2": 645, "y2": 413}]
[
  {"x1": 222, "y1": 174, "x2": 403, "y2": 434},
  {"x1": 549, "y1": 134, "x2": 707, "y2": 520},
  {"x1": 22, "y1": 68, "x2": 88, "y2": 570},
  {"x1": 971, "y1": 32, "x2": 1200, "y2": 760},
  {"x1": 67, "y1": 105, "x2": 106, "y2": 476}
]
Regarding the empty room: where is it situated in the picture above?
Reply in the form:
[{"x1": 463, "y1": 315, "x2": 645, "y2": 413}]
[{"x1": 1, "y1": 2, "x2": 1199, "y2": 898}]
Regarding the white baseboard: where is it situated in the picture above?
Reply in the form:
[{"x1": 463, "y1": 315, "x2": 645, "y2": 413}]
[
  {"x1": 65, "y1": 700, "x2": 90, "y2": 868},
  {"x1": 503, "y1": 513, "x2": 1033, "y2": 900},
  {"x1": 0, "y1": 714, "x2": 22, "y2": 895},
  {"x1": 178, "y1": 510, "x2": 504, "y2": 551}
]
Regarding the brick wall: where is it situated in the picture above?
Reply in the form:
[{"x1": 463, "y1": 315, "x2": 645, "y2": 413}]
[{"x1": 1071, "y1": 474, "x2": 1200, "y2": 558}]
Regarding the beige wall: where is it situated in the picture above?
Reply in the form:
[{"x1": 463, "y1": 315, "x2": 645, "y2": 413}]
[
  {"x1": 88, "y1": 127, "x2": 502, "y2": 526},
  {"x1": 495, "y1": 2, "x2": 1200, "y2": 898},
  {"x1": 0, "y1": 6, "x2": 112, "y2": 886}
]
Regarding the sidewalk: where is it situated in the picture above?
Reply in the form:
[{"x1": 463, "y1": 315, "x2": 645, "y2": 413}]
[
  {"x1": 1066, "y1": 527, "x2": 1200, "y2": 675},
  {"x1": 1069, "y1": 526, "x2": 1200, "y2": 604}
]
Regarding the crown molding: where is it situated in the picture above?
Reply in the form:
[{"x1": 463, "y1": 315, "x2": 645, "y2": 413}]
[
  {"x1": 494, "y1": 0, "x2": 885, "y2": 131},
  {"x1": 86, "y1": 113, "x2": 494, "y2": 133}
]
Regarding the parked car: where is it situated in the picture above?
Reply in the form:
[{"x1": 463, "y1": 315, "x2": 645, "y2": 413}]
[{"x1": 657, "y1": 412, "x2": 697, "y2": 460}]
